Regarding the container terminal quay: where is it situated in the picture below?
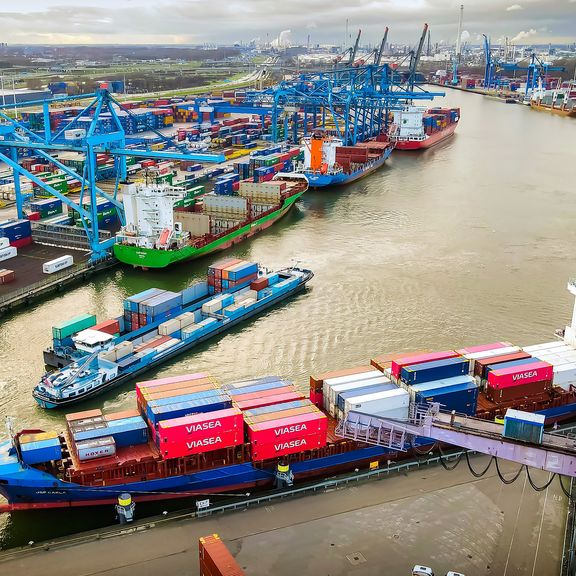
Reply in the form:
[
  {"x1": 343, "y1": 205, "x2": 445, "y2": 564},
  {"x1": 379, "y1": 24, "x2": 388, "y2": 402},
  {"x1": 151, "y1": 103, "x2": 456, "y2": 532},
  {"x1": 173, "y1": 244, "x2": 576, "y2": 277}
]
[{"x1": 0, "y1": 11, "x2": 575, "y2": 576}]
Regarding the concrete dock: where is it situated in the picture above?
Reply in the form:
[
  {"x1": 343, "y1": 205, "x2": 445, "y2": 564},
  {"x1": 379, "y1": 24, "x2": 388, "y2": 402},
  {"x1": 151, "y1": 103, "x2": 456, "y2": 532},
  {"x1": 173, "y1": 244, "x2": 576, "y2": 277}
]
[{"x1": 0, "y1": 457, "x2": 566, "y2": 576}]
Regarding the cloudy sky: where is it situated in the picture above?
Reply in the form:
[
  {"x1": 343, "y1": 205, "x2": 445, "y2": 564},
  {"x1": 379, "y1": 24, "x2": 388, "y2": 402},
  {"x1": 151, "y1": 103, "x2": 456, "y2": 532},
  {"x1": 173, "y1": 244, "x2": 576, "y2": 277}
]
[{"x1": 1, "y1": 0, "x2": 574, "y2": 45}]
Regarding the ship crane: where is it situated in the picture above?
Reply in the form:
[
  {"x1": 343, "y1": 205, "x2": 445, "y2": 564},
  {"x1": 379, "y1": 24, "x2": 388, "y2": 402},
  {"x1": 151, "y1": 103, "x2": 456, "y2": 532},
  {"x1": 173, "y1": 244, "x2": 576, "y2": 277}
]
[{"x1": 337, "y1": 403, "x2": 576, "y2": 478}]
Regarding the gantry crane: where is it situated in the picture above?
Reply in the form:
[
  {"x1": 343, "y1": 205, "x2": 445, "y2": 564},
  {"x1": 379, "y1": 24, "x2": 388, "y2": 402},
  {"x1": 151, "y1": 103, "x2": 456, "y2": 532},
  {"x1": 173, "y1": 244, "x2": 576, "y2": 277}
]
[{"x1": 0, "y1": 89, "x2": 224, "y2": 259}]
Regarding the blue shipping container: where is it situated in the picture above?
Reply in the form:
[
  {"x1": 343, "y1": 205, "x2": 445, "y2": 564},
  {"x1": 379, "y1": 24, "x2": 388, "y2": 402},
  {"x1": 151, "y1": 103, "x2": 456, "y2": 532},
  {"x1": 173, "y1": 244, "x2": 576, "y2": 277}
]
[
  {"x1": 148, "y1": 395, "x2": 232, "y2": 426},
  {"x1": 485, "y1": 357, "x2": 537, "y2": 374},
  {"x1": 401, "y1": 357, "x2": 469, "y2": 384},
  {"x1": 21, "y1": 443, "x2": 62, "y2": 465},
  {"x1": 227, "y1": 379, "x2": 289, "y2": 396}
]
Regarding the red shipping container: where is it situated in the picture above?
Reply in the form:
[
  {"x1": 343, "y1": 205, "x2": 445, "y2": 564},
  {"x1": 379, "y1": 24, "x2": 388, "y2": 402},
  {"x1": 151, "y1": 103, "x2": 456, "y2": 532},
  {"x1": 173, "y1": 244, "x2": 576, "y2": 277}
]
[
  {"x1": 487, "y1": 361, "x2": 553, "y2": 388},
  {"x1": 456, "y1": 342, "x2": 512, "y2": 355},
  {"x1": 138, "y1": 335, "x2": 172, "y2": 351},
  {"x1": 130, "y1": 312, "x2": 139, "y2": 329},
  {"x1": 158, "y1": 407, "x2": 243, "y2": 444},
  {"x1": 232, "y1": 181, "x2": 239, "y2": 192},
  {"x1": 93, "y1": 319, "x2": 120, "y2": 335},
  {"x1": 160, "y1": 427, "x2": 243, "y2": 459},
  {"x1": 473, "y1": 351, "x2": 531, "y2": 379},
  {"x1": 27, "y1": 212, "x2": 41, "y2": 221},
  {"x1": 0, "y1": 269, "x2": 15, "y2": 284},
  {"x1": 10, "y1": 236, "x2": 32, "y2": 248},
  {"x1": 486, "y1": 379, "x2": 552, "y2": 403},
  {"x1": 250, "y1": 277, "x2": 269, "y2": 291},
  {"x1": 251, "y1": 429, "x2": 327, "y2": 461},
  {"x1": 248, "y1": 412, "x2": 327, "y2": 445},
  {"x1": 65, "y1": 408, "x2": 103, "y2": 423},
  {"x1": 391, "y1": 350, "x2": 459, "y2": 378},
  {"x1": 199, "y1": 534, "x2": 245, "y2": 576},
  {"x1": 234, "y1": 391, "x2": 305, "y2": 411}
]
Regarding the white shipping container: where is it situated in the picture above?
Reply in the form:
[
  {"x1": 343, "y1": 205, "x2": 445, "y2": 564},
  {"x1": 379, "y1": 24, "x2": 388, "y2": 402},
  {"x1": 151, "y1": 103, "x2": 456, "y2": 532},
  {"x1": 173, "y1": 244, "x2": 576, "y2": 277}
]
[
  {"x1": 553, "y1": 362, "x2": 576, "y2": 390},
  {"x1": 43, "y1": 255, "x2": 73, "y2": 274},
  {"x1": 76, "y1": 436, "x2": 116, "y2": 461},
  {"x1": 329, "y1": 376, "x2": 391, "y2": 406},
  {"x1": 178, "y1": 312, "x2": 196, "y2": 329},
  {"x1": 158, "y1": 319, "x2": 181, "y2": 336},
  {"x1": 522, "y1": 341, "x2": 566, "y2": 353},
  {"x1": 323, "y1": 370, "x2": 382, "y2": 401},
  {"x1": 202, "y1": 299, "x2": 223, "y2": 314},
  {"x1": 344, "y1": 388, "x2": 410, "y2": 418},
  {"x1": 0, "y1": 246, "x2": 17, "y2": 262},
  {"x1": 0, "y1": 237, "x2": 9, "y2": 249},
  {"x1": 347, "y1": 406, "x2": 411, "y2": 427}
]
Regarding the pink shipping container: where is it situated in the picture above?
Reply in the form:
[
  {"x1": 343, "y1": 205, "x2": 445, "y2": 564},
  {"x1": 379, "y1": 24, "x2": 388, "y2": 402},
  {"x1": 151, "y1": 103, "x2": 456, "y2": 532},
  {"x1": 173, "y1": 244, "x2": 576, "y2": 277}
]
[
  {"x1": 487, "y1": 361, "x2": 553, "y2": 389},
  {"x1": 455, "y1": 342, "x2": 512, "y2": 355},
  {"x1": 251, "y1": 430, "x2": 327, "y2": 461},
  {"x1": 159, "y1": 428, "x2": 243, "y2": 459},
  {"x1": 391, "y1": 351, "x2": 459, "y2": 378},
  {"x1": 234, "y1": 391, "x2": 305, "y2": 411},
  {"x1": 230, "y1": 385, "x2": 296, "y2": 403},
  {"x1": 247, "y1": 412, "x2": 327, "y2": 445},
  {"x1": 157, "y1": 408, "x2": 243, "y2": 444}
]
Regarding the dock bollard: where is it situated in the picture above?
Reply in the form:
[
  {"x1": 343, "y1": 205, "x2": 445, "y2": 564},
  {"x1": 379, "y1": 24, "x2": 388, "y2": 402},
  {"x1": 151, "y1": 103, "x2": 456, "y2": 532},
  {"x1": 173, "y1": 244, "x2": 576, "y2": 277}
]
[{"x1": 116, "y1": 493, "x2": 136, "y2": 524}]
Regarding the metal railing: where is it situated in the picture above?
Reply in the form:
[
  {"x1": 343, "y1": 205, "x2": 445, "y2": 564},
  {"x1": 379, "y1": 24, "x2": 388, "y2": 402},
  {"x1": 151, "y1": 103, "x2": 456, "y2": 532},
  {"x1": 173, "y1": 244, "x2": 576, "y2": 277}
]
[{"x1": 0, "y1": 256, "x2": 115, "y2": 308}]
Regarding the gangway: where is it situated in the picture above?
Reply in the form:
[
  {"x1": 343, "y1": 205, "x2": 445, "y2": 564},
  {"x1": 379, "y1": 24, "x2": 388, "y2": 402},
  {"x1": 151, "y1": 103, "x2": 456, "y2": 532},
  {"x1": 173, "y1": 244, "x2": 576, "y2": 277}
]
[{"x1": 336, "y1": 403, "x2": 576, "y2": 477}]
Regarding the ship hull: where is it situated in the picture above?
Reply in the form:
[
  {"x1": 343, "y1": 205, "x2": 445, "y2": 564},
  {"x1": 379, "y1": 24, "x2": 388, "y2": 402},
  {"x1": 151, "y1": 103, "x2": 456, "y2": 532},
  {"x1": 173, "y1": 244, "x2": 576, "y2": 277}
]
[
  {"x1": 529, "y1": 101, "x2": 576, "y2": 117},
  {"x1": 113, "y1": 190, "x2": 305, "y2": 269},
  {"x1": 393, "y1": 122, "x2": 458, "y2": 150},
  {"x1": 33, "y1": 271, "x2": 313, "y2": 409},
  {"x1": 305, "y1": 147, "x2": 392, "y2": 189},
  {"x1": 0, "y1": 445, "x2": 388, "y2": 511}
]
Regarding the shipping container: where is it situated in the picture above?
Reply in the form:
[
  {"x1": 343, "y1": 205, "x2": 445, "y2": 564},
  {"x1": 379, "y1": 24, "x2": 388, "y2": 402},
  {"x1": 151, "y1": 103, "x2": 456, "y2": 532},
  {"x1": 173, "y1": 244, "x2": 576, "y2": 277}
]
[
  {"x1": 247, "y1": 411, "x2": 326, "y2": 444},
  {"x1": 401, "y1": 357, "x2": 469, "y2": 385},
  {"x1": 160, "y1": 427, "x2": 242, "y2": 459},
  {"x1": 522, "y1": 341, "x2": 568, "y2": 353},
  {"x1": 336, "y1": 382, "x2": 396, "y2": 412},
  {"x1": 20, "y1": 437, "x2": 62, "y2": 464},
  {"x1": 76, "y1": 436, "x2": 116, "y2": 461},
  {"x1": 199, "y1": 534, "x2": 245, "y2": 576},
  {"x1": 43, "y1": 255, "x2": 74, "y2": 274},
  {"x1": 486, "y1": 379, "x2": 552, "y2": 403},
  {"x1": 456, "y1": 342, "x2": 513, "y2": 355},
  {"x1": 503, "y1": 409, "x2": 544, "y2": 444},
  {"x1": 251, "y1": 428, "x2": 327, "y2": 461},
  {"x1": 411, "y1": 377, "x2": 478, "y2": 415},
  {"x1": 65, "y1": 408, "x2": 103, "y2": 423},
  {"x1": 53, "y1": 314, "x2": 97, "y2": 340},
  {"x1": 343, "y1": 388, "x2": 410, "y2": 419},
  {"x1": 310, "y1": 365, "x2": 376, "y2": 393},
  {"x1": 147, "y1": 394, "x2": 232, "y2": 427},
  {"x1": 487, "y1": 361, "x2": 553, "y2": 389},
  {"x1": 233, "y1": 391, "x2": 305, "y2": 411},
  {"x1": 391, "y1": 351, "x2": 459, "y2": 378},
  {"x1": 473, "y1": 351, "x2": 531, "y2": 379}
]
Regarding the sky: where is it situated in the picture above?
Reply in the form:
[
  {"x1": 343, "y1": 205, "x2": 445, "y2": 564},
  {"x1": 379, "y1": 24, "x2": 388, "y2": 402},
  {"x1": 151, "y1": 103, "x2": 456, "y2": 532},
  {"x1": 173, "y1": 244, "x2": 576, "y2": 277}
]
[{"x1": 0, "y1": 0, "x2": 574, "y2": 46}]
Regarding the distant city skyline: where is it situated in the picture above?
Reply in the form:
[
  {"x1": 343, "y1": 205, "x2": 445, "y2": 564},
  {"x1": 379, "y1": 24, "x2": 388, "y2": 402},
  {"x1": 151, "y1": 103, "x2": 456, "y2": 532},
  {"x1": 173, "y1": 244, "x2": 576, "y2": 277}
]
[{"x1": 0, "y1": 0, "x2": 574, "y2": 46}]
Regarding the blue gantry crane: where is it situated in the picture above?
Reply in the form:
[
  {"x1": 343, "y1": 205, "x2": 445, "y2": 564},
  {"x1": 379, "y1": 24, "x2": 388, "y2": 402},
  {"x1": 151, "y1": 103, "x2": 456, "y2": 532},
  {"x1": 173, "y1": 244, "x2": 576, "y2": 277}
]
[
  {"x1": 242, "y1": 25, "x2": 443, "y2": 145},
  {"x1": 0, "y1": 89, "x2": 224, "y2": 260}
]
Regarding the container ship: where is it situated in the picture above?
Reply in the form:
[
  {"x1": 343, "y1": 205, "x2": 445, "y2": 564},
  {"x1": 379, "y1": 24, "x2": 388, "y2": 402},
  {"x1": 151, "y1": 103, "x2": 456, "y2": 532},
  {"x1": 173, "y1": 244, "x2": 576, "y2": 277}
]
[
  {"x1": 33, "y1": 259, "x2": 313, "y2": 409},
  {"x1": 388, "y1": 106, "x2": 460, "y2": 150},
  {"x1": 529, "y1": 81, "x2": 576, "y2": 117},
  {"x1": 296, "y1": 132, "x2": 393, "y2": 188},
  {"x1": 6, "y1": 326, "x2": 576, "y2": 510},
  {"x1": 114, "y1": 167, "x2": 307, "y2": 270}
]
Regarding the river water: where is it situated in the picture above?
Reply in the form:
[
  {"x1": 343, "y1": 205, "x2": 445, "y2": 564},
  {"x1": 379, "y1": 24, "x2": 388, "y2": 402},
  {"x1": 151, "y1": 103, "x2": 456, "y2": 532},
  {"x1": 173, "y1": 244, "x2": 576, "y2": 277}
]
[{"x1": 0, "y1": 88, "x2": 575, "y2": 549}]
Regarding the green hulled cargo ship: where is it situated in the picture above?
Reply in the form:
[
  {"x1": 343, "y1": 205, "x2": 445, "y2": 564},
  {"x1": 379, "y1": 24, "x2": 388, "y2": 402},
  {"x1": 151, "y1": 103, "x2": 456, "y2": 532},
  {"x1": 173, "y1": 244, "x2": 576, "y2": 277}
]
[{"x1": 114, "y1": 173, "x2": 309, "y2": 269}]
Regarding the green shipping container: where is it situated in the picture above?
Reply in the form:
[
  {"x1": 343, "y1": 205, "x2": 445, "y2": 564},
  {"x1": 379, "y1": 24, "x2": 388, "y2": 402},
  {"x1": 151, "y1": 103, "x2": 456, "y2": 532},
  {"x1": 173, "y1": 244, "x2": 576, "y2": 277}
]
[{"x1": 52, "y1": 313, "x2": 97, "y2": 341}]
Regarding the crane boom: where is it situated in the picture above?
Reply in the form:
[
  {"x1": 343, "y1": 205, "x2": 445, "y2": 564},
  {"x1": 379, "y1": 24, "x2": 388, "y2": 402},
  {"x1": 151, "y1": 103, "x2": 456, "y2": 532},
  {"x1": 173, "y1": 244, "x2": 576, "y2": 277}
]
[
  {"x1": 407, "y1": 23, "x2": 428, "y2": 90},
  {"x1": 375, "y1": 27, "x2": 389, "y2": 66},
  {"x1": 348, "y1": 29, "x2": 362, "y2": 65},
  {"x1": 337, "y1": 404, "x2": 576, "y2": 477}
]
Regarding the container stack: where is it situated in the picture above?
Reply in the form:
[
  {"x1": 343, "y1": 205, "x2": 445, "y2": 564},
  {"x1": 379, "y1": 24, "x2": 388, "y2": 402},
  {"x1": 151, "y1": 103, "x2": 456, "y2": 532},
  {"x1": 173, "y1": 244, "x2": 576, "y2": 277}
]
[
  {"x1": 135, "y1": 373, "x2": 232, "y2": 442},
  {"x1": 225, "y1": 377, "x2": 306, "y2": 411},
  {"x1": 523, "y1": 341, "x2": 576, "y2": 390},
  {"x1": 485, "y1": 360, "x2": 553, "y2": 402},
  {"x1": 66, "y1": 408, "x2": 148, "y2": 462},
  {"x1": 207, "y1": 259, "x2": 259, "y2": 294},
  {"x1": 19, "y1": 432, "x2": 62, "y2": 465},
  {"x1": 29, "y1": 198, "x2": 63, "y2": 220},
  {"x1": 309, "y1": 365, "x2": 377, "y2": 408},
  {"x1": 0, "y1": 219, "x2": 33, "y2": 248},
  {"x1": 123, "y1": 288, "x2": 182, "y2": 331},
  {"x1": 156, "y1": 407, "x2": 244, "y2": 459}
]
